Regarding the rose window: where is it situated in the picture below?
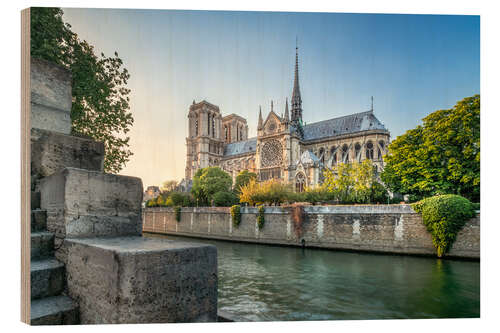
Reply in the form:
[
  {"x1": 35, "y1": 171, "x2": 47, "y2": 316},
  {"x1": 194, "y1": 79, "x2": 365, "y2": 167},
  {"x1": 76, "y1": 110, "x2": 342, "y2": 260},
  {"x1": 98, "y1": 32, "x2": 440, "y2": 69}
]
[{"x1": 261, "y1": 139, "x2": 283, "y2": 168}]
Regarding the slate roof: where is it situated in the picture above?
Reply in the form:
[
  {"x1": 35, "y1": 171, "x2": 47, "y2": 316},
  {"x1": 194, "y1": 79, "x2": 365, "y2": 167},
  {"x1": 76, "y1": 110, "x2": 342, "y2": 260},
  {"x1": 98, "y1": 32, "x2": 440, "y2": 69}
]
[
  {"x1": 223, "y1": 137, "x2": 257, "y2": 157},
  {"x1": 303, "y1": 111, "x2": 387, "y2": 142}
]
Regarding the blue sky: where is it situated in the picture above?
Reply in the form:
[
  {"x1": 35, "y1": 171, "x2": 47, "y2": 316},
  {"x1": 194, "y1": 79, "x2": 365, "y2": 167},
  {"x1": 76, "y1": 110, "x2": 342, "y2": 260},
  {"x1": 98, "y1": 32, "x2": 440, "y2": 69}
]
[{"x1": 62, "y1": 8, "x2": 480, "y2": 187}]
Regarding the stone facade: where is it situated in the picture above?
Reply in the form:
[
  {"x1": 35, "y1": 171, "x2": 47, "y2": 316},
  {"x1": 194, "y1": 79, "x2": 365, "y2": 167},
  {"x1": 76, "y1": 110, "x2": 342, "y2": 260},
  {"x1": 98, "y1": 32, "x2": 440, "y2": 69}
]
[
  {"x1": 184, "y1": 47, "x2": 390, "y2": 188},
  {"x1": 64, "y1": 237, "x2": 217, "y2": 324},
  {"x1": 30, "y1": 58, "x2": 72, "y2": 134},
  {"x1": 143, "y1": 206, "x2": 480, "y2": 259},
  {"x1": 39, "y1": 168, "x2": 143, "y2": 241},
  {"x1": 30, "y1": 58, "x2": 219, "y2": 324}
]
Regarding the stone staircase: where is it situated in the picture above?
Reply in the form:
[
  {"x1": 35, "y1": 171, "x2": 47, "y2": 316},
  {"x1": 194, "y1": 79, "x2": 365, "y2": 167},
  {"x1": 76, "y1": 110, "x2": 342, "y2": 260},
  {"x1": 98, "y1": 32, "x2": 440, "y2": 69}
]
[{"x1": 30, "y1": 191, "x2": 79, "y2": 325}]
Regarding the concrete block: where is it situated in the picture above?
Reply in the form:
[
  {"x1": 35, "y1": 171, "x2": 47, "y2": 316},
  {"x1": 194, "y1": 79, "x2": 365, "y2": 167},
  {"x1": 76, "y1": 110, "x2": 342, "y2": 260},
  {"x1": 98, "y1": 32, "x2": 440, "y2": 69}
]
[
  {"x1": 31, "y1": 191, "x2": 41, "y2": 210},
  {"x1": 31, "y1": 129, "x2": 104, "y2": 189},
  {"x1": 31, "y1": 209, "x2": 47, "y2": 232},
  {"x1": 31, "y1": 231, "x2": 54, "y2": 260},
  {"x1": 30, "y1": 58, "x2": 72, "y2": 134},
  {"x1": 31, "y1": 295, "x2": 79, "y2": 325},
  {"x1": 39, "y1": 168, "x2": 143, "y2": 239},
  {"x1": 31, "y1": 258, "x2": 65, "y2": 300},
  {"x1": 64, "y1": 236, "x2": 218, "y2": 324}
]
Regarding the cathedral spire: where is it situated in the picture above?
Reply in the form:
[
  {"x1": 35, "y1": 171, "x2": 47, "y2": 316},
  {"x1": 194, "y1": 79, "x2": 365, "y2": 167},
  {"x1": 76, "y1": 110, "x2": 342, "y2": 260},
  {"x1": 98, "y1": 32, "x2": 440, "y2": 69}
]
[
  {"x1": 271, "y1": 100, "x2": 274, "y2": 112},
  {"x1": 291, "y1": 39, "x2": 304, "y2": 137},
  {"x1": 258, "y1": 105, "x2": 263, "y2": 130},
  {"x1": 284, "y1": 97, "x2": 289, "y2": 121}
]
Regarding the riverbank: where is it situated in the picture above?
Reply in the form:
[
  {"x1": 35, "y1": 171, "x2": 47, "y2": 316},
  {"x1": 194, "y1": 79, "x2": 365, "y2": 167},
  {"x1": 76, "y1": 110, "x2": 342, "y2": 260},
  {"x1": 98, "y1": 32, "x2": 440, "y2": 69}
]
[{"x1": 143, "y1": 205, "x2": 480, "y2": 259}]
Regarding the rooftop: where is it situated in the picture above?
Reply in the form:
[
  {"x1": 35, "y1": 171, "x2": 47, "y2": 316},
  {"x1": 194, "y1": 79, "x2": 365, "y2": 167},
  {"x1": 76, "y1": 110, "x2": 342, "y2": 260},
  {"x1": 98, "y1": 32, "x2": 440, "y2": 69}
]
[
  {"x1": 223, "y1": 137, "x2": 257, "y2": 157},
  {"x1": 303, "y1": 111, "x2": 388, "y2": 142}
]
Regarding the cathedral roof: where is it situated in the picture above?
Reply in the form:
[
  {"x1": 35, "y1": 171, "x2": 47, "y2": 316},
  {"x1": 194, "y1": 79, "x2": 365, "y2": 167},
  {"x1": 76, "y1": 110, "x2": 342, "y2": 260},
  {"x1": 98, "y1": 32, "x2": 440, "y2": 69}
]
[
  {"x1": 223, "y1": 137, "x2": 257, "y2": 157},
  {"x1": 302, "y1": 111, "x2": 388, "y2": 142}
]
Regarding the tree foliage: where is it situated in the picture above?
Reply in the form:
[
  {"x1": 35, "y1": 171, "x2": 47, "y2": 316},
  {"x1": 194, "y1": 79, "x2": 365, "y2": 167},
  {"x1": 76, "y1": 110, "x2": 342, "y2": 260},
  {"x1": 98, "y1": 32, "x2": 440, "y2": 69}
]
[
  {"x1": 239, "y1": 179, "x2": 293, "y2": 206},
  {"x1": 323, "y1": 160, "x2": 386, "y2": 204},
  {"x1": 191, "y1": 167, "x2": 232, "y2": 206},
  {"x1": 31, "y1": 7, "x2": 133, "y2": 173},
  {"x1": 382, "y1": 95, "x2": 480, "y2": 202},
  {"x1": 234, "y1": 170, "x2": 257, "y2": 194},
  {"x1": 213, "y1": 191, "x2": 239, "y2": 207},
  {"x1": 230, "y1": 205, "x2": 241, "y2": 227},
  {"x1": 412, "y1": 194, "x2": 476, "y2": 257}
]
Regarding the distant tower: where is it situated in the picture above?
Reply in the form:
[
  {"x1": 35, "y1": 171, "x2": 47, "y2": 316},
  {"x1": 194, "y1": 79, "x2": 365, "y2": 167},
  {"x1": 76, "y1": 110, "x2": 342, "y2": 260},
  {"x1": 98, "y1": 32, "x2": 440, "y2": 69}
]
[
  {"x1": 185, "y1": 100, "x2": 223, "y2": 180},
  {"x1": 290, "y1": 40, "x2": 303, "y2": 137}
]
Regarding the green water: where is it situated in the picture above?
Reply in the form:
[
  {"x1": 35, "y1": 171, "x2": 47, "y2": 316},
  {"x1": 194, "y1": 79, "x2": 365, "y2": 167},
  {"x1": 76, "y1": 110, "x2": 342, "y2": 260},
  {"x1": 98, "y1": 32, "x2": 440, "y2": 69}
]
[{"x1": 145, "y1": 234, "x2": 480, "y2": 321}]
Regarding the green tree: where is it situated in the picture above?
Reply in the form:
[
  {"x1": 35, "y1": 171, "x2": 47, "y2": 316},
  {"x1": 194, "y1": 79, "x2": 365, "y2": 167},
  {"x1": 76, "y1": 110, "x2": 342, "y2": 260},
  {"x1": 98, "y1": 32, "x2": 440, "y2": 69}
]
[
  {"x1": 31, "y1": 7, "x2": 133, "y2": 173},
  {"x1": 233, "y1": 170, "x2": 257, "y2": 194},
  {"x1": 213, "y1": 191, "x2": 239, "y2": 207},
  {"x1": 382, "y1": 95, "x2": 480, "y2": 202},
  {"x1": 191, "y1": 167, "x2": 232, "y2": 206},
  {"x1": 323, "y1": 160, "x2": 385, "y2": 204}
]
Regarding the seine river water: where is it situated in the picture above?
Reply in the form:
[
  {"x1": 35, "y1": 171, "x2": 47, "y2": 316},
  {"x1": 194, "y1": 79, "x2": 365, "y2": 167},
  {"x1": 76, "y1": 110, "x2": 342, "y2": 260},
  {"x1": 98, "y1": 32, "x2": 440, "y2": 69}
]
[{"x1": 145, "y1": 234, "x2": 480, "y2": 321}]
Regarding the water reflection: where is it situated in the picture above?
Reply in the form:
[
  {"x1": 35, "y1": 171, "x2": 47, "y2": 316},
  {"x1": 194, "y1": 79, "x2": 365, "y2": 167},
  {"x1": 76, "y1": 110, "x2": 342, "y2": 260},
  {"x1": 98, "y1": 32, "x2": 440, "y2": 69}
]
[{"x1": 145, "y1": 234, "x2": 480, "y2": 321}]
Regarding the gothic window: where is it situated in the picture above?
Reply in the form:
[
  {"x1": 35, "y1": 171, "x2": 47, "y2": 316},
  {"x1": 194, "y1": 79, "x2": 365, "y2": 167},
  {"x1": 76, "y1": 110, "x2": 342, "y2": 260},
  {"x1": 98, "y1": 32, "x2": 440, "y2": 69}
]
[
  {"x1": 224, "y1": 125, "x2": 228, "y2": 142},
  {"x1": 295, "y1": 172, "x2": 306, "y2": 193},
  {"x1": 319, "y1": 147, "x2": 325, "y2": 164},
  {"x1": 342, "y1": 144, "x2": 349, "y2": 163},
  {"x1": 195, "y1": 118, "x2": 198, "y2": 136},
  {"x1": 355, "y1": 143, "x2": 361, "y2": 162},
  {"x1": 261, "y1": 139, "x2": 283, "y2": 168},
  {"x1": 239, "y1": 126, "x2": 243, "y2": 141},
  {"x1": 366, "y1": 141, "x2": 374, "y2": 160}
]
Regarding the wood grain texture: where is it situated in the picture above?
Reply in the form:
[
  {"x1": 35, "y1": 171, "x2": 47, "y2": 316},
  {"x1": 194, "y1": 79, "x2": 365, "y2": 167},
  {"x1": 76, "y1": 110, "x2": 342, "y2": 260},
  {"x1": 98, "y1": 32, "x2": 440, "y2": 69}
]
[{"x1": 21, "y1": 7, "x2": 31, "y2": 325}]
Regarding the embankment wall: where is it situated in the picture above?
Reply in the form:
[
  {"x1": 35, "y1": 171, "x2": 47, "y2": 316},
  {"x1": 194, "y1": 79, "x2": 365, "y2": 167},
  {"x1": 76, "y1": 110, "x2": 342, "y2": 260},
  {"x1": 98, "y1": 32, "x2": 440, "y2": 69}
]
[{"x1": 143, "y1": 205, "x2": 479, "y2": 259}]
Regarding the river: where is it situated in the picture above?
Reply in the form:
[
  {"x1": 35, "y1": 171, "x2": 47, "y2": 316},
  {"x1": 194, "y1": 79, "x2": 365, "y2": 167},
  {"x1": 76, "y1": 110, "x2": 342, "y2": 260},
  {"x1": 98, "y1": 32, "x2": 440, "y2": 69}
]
[{"x1": 145, "y1": 233, "x2": 480, "y2": 321}]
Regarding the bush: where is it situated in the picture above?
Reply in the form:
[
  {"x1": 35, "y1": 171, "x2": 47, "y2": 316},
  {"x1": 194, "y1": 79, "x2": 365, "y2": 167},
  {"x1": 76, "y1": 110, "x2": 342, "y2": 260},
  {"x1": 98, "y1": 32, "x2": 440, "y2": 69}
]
[
  {"x1": 471, "y1": 202, "x2": 480, "y2": 211},
  {"x1": 169, "y1": 192, "x2": 194, "y2": 207},
  {"x1": 303, "y1": 186, "x2": 333, "y2": 205},
  {"x1": 174, "y1": 206, "x2": 181, "y2": 222},
  {"x1": 257, "y1": 205, "x2": 265, "y2": 230},
  {"x1": 213, "y1": 191, "x2": 239, "y2": 207},
  {"x1": 370, "y1": 182, "x2": 389, "y2": 204},
  {"x1": 230, "y1": 205, "x2": 241, "y2": 227},
  {"x1": 412, "y1": 194, "x2": 476, "y2": 257},
  {"x1": 239, "y1": 179, "x2": 294, "y2": 206},
  {"x1": 156, "y1": 195, "x2": 165, "y2": 206}
]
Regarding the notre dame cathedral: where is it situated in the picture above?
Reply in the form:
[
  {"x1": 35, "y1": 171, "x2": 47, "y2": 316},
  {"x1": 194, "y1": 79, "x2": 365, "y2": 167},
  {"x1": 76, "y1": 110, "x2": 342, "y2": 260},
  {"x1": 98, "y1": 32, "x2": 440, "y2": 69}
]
[{"x1": 183, "y1": 46, "x2": 390, "y2": 192}]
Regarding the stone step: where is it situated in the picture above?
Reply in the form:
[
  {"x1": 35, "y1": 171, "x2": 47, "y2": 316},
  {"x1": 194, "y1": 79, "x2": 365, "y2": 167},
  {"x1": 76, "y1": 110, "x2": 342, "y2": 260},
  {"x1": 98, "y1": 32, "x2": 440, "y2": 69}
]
[
  {"x1": 31, "y1": 231, "x2": 54, "y2": 260},
  {"x1": 31, "y1": 295, "x2": 79, "y2": 325},
  {"x1": 31, "y1": 258, "x2": 65, "y2": 300},
  {"x1": 31, "y1": 209, "x2": 47, "y2": 232},
  {"x1": 31, "y1": 191, "x2": 41, "y2": 210}
]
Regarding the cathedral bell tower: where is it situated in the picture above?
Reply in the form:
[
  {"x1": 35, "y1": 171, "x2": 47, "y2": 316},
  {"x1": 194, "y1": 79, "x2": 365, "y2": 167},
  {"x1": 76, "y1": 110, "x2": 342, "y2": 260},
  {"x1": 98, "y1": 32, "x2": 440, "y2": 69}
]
[{"x1": 185, "y1": 100, "x2": 224, "y2": 180}]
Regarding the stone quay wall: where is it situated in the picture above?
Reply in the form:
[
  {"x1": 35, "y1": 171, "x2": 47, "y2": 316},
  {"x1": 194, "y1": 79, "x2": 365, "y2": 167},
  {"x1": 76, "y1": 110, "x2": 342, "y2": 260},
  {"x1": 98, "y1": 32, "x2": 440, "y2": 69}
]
[{"x1": 143, "y1": 205, "x2": 480, "y2": 259}]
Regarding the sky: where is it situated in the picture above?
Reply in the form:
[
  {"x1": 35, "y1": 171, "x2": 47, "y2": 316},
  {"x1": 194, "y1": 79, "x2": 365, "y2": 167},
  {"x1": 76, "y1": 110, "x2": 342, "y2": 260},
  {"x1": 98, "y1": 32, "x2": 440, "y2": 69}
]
[{"x1": 61, "y1": 8, "x2": 480, "y2": 188}]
